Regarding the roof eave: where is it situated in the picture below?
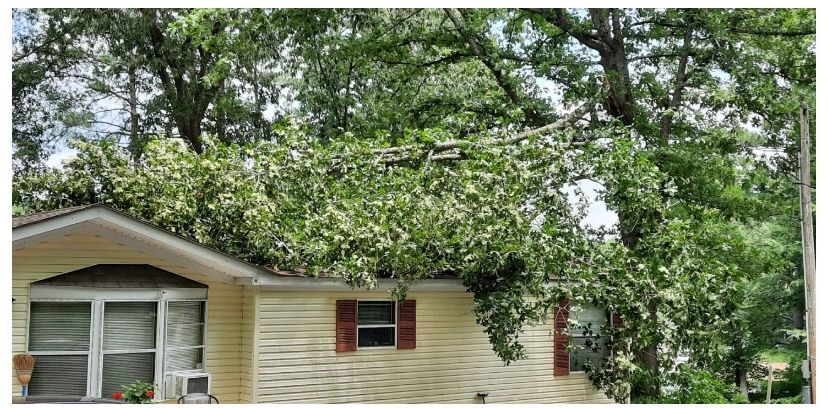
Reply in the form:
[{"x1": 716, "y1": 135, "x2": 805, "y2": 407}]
[{"x1": 13, "y1": 205, "x2": 274, "y2": 283}]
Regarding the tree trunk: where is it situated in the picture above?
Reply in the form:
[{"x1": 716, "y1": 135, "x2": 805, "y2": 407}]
[
  {"x1": 126, "y1": 63, "x2": 142, "y2": 158},
  {"x1": 640, "y1": 299, "x2": 660, "y2": 380},
  {"x1": 183, "y1": 118, "x2": 204, "y2": 154},
  {"x1": 737, "y1": 368, "x2": 749, "y2": 399}
]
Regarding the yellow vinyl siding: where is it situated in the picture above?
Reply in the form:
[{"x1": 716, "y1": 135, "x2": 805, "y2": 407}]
[
  {"x1": 255, "y1": 291, "x2": 612, "y2": 404},
  {"x1": 11, "y1": 231, "x2": 247, "y2": 403},
  {"x1": 239, "y1": 285, "x2": 259, "y2": 403}
]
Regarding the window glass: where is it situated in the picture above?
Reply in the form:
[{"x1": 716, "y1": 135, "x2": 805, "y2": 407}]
[
  {"x1": 358, "y1": 301, "x2": 395, "y2": 325},
  {"x1": 102, "y1": 302, "x2": 157, "y2": 397},
  {"x1": 357, "y1": 301, "x2": 396, "y2": 348},
  {"x1": 27, "y1": 297, "x2": 207, "y2": 399},
  {"x1": 27, "y1": 354, "x2": 89, "y2": 397},
  {"x1": 101, "y1": 352, "x2": 155, "y2": 397},
  {"x1": 166, "y1": 348, "x2": 204, "y2": 372},
  {"x1": 27, "y1": 301, "x2": 91, "y2": 397},
  {"x1": 165, "y1": 301, "x2": 206, "y2": 372},
  {"x1": 103, "y1": 302, "x2": 157, "y2": 351},
  {"x1": 29, "y1": 302, "x2": 91, "y2": 352},
  {"x1": 569, "y1": 304, "x2": 607, "y2": 372},
  {"x1": 358, "y1": 327, "x2": 395, "y2": 347}
]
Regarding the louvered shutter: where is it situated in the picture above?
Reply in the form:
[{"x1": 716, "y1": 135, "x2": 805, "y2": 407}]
[
  {"x1": 553, "y1": 298, "x2": 570, "y2": 376},
  {"x1": 336, "y1": 300, "x2": 357, "y2": 352},
  {"x1": 612, "y1": 312, "x2": 624, "y2": 328},
  {"x1": 610, "y1": 311, "x2": 626, "y2": 357},
  {"x1": 397, "y1": 300, "x2": 416, "y2": 349}
]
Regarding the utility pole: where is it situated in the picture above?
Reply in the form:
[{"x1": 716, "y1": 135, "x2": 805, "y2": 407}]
[{"x1": 798, "y1": 102, "x2": 816, "y2": 403}]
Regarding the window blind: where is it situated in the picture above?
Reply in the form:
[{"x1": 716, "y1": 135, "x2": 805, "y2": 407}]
[
  {"x1": 27, "y1": 302, "x2": 91, "y2": 397},
  {"x1": 569, "y1": 304, "x2": 607, "y2": 372},
  {"x1": 101, "y1": 352, "x2": 155, "y2": 397},
  {"x1": 102, "y1": 302, "x2": 157, "y2": 397},
  {"x1": 27, "y1": 354, "x2": 89, "y2": 397},
  {"x1": 29, "y1": 302, "x2": 91, "y2": 352},
  {"x1": 103, "y1": 302, "x2": 157, "y2": 351}
]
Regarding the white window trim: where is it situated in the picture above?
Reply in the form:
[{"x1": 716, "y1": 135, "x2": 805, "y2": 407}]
[
  {"x1": 97, "y1": 300, "x2": 159, "y2": 399},
  {"x1": 30, "y1": 286, "x2": 207, "y2": 301},
  {"x1": 27, "y1": 287, "x2": 207, "y2": 402},
  {"x1": 356, "y1": 300, "x2": 397, "y2": 350},
  {"x1": 26, "y1": 299, "x2": 94, "y2": 397},
  {"x1": 163, "y1": 300, "x2": 208, "y2": 377}
]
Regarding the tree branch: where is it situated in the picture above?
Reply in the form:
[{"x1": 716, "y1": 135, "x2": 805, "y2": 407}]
[
  {"x1": 372, "y1": 104, "x2": 592, "y2": 164},
  {"x1": 522, "y1": 8, "x2": 606, "y2": 52},
  {"x1": 443, "y1": 8, "x2": 542, "y2": 125},
  {"x1": 660, "y1": 11, "x2": 694, "y2": 142}
]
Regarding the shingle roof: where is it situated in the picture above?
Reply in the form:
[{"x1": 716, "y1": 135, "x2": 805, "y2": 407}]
[
  {"x1": 13, "y1": 203, "x2": 290, "y2": 277},
  {"x1": 12, "y1": 204, "x2": 98, "y2": 228},
  {"x1": 32, "y1": 264, "x2": 208, "y2": 288}
]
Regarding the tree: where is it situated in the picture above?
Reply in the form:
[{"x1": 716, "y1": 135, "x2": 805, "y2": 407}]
[
  {"x1": 12, "y1": 8, "x2": 284, "y2": 165},
  {"x1": 12, "y1": 8, "x2": 815, "y2": 402}
]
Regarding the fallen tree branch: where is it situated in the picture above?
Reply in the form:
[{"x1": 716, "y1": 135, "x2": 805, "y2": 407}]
[{"x1": 373, "y1": 103, "x2": 593, "y2": 164}]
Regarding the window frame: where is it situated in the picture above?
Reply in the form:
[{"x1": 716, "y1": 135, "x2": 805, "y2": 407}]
[
  {"x1": 567, "y1": 304, "x2": 608, "y2": 374},
  {"x1": 163, "y1": 300, "x2": 208, "y2": 375},
  {"x1": 26, "y1": 300, "x2": 95, "y2": 397},
  {"x1": 27, "y1": 287, "x2": 207, "y2": 401},
  {"x1": 355, "y1": 300, "x2": 397, "y2": 350},
  {"x1": 98, "y1": 300, "x2": 160, "y2": 399}
]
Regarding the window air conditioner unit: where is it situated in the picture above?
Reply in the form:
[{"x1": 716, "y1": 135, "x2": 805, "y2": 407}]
[{"x1": 166, "y1": 372, "x2": 211, "y2": 398}]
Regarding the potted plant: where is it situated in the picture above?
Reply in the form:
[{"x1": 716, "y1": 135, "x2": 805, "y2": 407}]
[{"x1": 113, "y1": 380, "x2": 155, "y2": 403}]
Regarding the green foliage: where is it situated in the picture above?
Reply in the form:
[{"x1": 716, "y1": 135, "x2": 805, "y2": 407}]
[
  {"x1": 749, "y1": 350, "x2": 807, "y2": 403},
  {"x1": 634, "y1": 365, "x2": 748, "y2": 404},
  {"x1": 115, "y1": 380, "x2": 154, "y2": 403},
  {"x1": 13, "y1": 128, "x2": 590, "y2": 362},
  {"x1": 770, "y1": 395, "x2": 803, "y2": 404}
]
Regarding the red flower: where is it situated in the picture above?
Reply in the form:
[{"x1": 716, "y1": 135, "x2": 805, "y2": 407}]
[
  {"x1": 112, "y1": 392, "x2": 122, "y2": 400},
  {"x1": 146, "y1": 390, "x2": 154, "y2": 398}
]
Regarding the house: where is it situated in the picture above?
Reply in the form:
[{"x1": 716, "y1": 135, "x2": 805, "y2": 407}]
[{"x1": 11, "y1": 204, "x2": 613, "y2": 403}]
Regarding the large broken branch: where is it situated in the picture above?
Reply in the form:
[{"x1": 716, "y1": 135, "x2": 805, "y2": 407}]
[{"x1": 372, "y1": 103, "x2": 593, "y2": 165}]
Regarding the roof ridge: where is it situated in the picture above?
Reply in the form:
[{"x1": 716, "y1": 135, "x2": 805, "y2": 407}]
[{"x1": 12, "y1": 203, "x2": 99, "y2": 219}]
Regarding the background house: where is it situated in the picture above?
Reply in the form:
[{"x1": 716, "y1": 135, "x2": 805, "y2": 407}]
[{"x1": 12, "y1": 205, "x2": 612, "y2": 403}]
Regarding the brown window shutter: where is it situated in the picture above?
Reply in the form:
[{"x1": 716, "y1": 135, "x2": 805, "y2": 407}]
[
  {"x1": 397, "y1": 300, "x2": 416, "y2": 349},
  {"x1": 336, "y1": 300, "x2": 357, "y2": 352},
  {"x1": 553, "y1": 298, "x2": 570, "y2": 376},
  {"x1": 612, "y1": 312, "x2": 624, "y2": 328}
]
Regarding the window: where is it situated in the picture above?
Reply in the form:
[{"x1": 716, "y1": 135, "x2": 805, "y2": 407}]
[
  {"x1": 27, "y1": 302, "x2": 92, "y2": 397},
  {"x1": 101, "y1": 302, "x2": 158, "y2": 398},
  {"x1": 569, "y1": 304, "x2": 608, "y2": 372},
  {"x1": 357, "y1": 301, "x2": 395, "y2": 348},
  {"x1": 27, "y1": 291, "x2": 206, "y2": 400},
  {"x1": 165, "y1": 301, "x2": 206, "y2": 372}
]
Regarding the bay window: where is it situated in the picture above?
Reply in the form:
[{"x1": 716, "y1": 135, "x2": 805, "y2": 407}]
[{"x1": 27, "y1": 286, "x2": 207, "y2": 400}]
